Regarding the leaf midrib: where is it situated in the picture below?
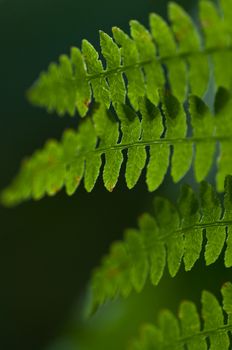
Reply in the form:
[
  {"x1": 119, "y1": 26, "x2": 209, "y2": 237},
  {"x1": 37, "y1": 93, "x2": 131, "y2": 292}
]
[
  {"x1": 162, "y1": 323, "x2": 232, "y2": 349},
  {"x1": 160, "y1": 219, "x2": 232, "y2": 242},
  {"x1": 25, "y1": 134, "x2": 232, "y2": 181},
  {"x1": 84, "y1": 45, "x2": 232, "y2": 82}
]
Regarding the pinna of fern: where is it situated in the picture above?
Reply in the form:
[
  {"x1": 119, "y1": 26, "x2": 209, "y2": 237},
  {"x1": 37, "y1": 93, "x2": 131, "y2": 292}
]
[
  {"x1": 27, "y1": 0, "x2": 232, "y2": 117},
  {"x1": 88, "y1": 177, "x2": 232, "y2": 313},
  {"x1": 2, "y1": 87, "x2": 232, "y2": 206},
  {"x1": 129, "y1": 282, "x2": 232, "y2": 350}
]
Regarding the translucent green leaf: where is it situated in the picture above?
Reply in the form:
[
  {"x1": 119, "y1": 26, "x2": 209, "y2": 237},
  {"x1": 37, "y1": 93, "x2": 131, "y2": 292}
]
[
  {"x1": 200, "y1": 182, "x2": 225, "y2": 265},
  {"x1": 63, "y1": 130, "x2": 84, "y2": 195},
  {"x1": 178, "y1": 185, "x2": 202, "y2": 271},
  {"x1": 159, "y1": 311, "x2": 181, "y2": 349},
  {"x1": 80, "y1": 119, "x2": 101, "y2": 192},
  {"x1": 168, "y1": 2, "x2": 200, "y2": 53},
  {"x1": 154, "y1": 197, "x2": 182, "y2": 277},
  {"x1": 161, "y1": 92, "x2": 192, "y2": 183},
  {"x1": 179, "y1": 301, "x2": 206, "y2": 350},
  {"x1": 57, "y1": 55, "x2": 76, "y2": 116},
  {"x1": 71, "y1": 47, "x2": 91, "y2": 116},
  {"x1": 112, "y1": 27, "x2": 145, "y2": 110},
  {"x1": 125, "y1": 229, "x2": 148, "y2": 292},
  {"x1": 93, "y1": 106, "x2": 123, "y2": 191},
  {"x1": 200, "y1": 0, "x2": 232, "y2": 89},
  {"x1": 117, "y1": 104, "x2": 146, "y2": 189},
  {"x1": 100, "y1": 31, "x2": 126, "y2": 105},
  {"x1": 139, "y1": 98, "x2": 168, "y2": 192},
  {"x1": 190, "y1": 95, "x2": 215, "y2": 182},
  {"x1": 220, "y1": 0, "x2": 232, "y2": 39},
  {"x1": 146, "y1": 143, "x2": 170, "y2": 193},
  {"x1": 202, "y1": 290, "x2": 230, "y2": 349},
  {"x1": 28, "y1": 55, "x2": 81, "y2": 117},
  {"x1": 138, "y1": 214, "x2": 166, "y2": 286},
  {"x1": 136, "y1": 324, "x2": 163, "y2": 350},
  {"x1": 215, "y1": 88, "x2": 232, "y2": 191},
  {"x1": 82, "y1": 39, "x2": 110, "y2": 107},
  {"x1": 150, "y1": 13, "x2": 187, "y2": 101},
  {"x1": 130, "y1": 20, "x2": 164, "y2": 105},
  {"x1": 223, "y1": 176, "x2": 232, "y2": 267},
  {"x1": 168, "y1": 2, "x2": 209, "y2": 96},
  {"x1": 222, "y1": 282, "x2": 232, "y2": 325}
]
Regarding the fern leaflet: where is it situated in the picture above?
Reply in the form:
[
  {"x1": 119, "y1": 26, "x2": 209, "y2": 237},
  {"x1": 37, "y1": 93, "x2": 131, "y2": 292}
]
[
  {"x1": 2, "y1": 87, "x2": 232, "y2": 206},
  {"x1": 130, "y1": 282, "x2": 232, "y2": 350},
  {"x1": 89, "y1": 177, "x2": 232, "y2": 313},
  {"x1": 27, "y1": 0, "x2": 232, "y2": 117}
]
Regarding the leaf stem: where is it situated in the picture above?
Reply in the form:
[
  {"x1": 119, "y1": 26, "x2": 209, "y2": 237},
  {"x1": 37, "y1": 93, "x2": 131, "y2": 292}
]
[
  {"x1": 92, "y1": 135, "x2": 232, "y2": 155},
  {"x1": 159, "y1": 220, "x2": 232, "y2": 242},
  {"x1": 85, "y1": 45, "x2": 232, "y2": 82},
  {"x1": 162, "y1": 323, "x2": 232, "y2": 349}
]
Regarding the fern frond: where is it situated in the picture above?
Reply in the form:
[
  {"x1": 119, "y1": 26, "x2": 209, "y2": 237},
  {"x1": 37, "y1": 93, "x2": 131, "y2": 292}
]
[
  {"x1": 129, "y1": 282, "x2": 232, "y2": 350},
  {"x1": 27, "y1": 0, "x2": 232, "y2": 117},
  {"x1": 89, "y1": 177, "x2": 232, "y2": 312},
  {"x1": 2, "y1": 87, "x2": 232, "y2": 206}
]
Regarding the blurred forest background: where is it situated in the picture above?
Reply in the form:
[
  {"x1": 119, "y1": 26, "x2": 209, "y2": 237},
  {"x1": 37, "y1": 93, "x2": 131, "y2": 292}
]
[{"x1": 0, "y1": 0, "x2": 231, "y2": 349}]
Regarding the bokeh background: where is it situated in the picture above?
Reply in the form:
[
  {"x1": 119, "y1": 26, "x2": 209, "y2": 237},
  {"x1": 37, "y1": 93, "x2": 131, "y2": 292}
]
[{"x1": 0, "y1": 0, "x2": 231, "y2": 349}]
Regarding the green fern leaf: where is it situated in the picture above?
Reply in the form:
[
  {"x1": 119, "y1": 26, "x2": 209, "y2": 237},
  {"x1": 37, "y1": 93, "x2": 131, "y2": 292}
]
[
  {"x1": 168, "y1": 2, "x2": 209, "y2": 97},
  {"x1": 149, "y1": 11, "x2": 187, "y2": 101},
  {"x1": 2, "y1": 88, "x2": 232, "y2": 206},
  {"x1": 27, "y1": 0, "x2": 232, "y2": 117},
  {"x1": 88, "y1": 177, "x2": 232, "y2": 312},
  {"x1": 130, "y1": 282, "x2": 232, "y2": 350},
  {"x1": 200, "y1": 0, "x2": 232, "y2": 90}
]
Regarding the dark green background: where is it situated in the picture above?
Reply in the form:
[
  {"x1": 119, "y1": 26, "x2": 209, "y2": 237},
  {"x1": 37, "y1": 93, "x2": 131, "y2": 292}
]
[{"x1": 1, "y1": 1, "x2": 230, "y2": 350}]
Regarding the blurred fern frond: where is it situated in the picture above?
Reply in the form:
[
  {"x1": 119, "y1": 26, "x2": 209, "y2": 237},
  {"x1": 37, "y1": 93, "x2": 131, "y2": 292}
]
[
  {"x1": 89, "y1": 177, "x2": 232, "y2": 312},
  {"x1": 130, "y1": 281, "x2": 232, "y2": 350}
]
